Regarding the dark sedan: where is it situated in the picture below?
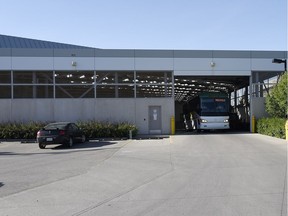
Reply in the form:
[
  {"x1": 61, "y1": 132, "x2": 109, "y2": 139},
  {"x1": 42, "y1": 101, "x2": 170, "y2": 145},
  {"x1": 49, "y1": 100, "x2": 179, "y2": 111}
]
[{"x1": 37, "y1": 122, "x2": 86, "y2": 149}]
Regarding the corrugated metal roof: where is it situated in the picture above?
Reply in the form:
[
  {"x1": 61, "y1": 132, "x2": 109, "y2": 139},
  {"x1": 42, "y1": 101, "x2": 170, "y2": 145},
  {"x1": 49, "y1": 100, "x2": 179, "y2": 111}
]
[{"x1": 0, "y1": 34, "x2": 93, "y2": 49}]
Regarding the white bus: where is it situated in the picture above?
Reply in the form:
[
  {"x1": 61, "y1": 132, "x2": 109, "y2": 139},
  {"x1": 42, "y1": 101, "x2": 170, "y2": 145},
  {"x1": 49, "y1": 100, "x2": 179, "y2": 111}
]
[{"x1": 184, "y1": 92, "x2": 230, "y2": 131}]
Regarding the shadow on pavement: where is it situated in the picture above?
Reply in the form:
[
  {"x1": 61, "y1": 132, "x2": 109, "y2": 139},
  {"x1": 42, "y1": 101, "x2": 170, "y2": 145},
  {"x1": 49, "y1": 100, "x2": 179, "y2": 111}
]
[
  {"x1": 51, "y1": 141, "x2": 117, "y2": 150},
  {"x1": 0, "y1": 141, "x2": 120, "y2": 156},
  {"x1": 0, "y1": 182, "x2": 4, "y2": 188}
]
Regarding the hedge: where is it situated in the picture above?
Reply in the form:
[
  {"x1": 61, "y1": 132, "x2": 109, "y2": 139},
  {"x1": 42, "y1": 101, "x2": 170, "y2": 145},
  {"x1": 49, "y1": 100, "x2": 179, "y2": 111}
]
[
  {"x1": 0, "y1": 122, "x2": 46, "y2": 140},
  {"x1": 0, "y1": 121, "x2": 138, "y2": 140},
  {"x1": 256, "y1": 118, "x2": 286, "y2": 139},
  {"x1": 77, "y1": 121, "x2": 138, "y2": 138}
]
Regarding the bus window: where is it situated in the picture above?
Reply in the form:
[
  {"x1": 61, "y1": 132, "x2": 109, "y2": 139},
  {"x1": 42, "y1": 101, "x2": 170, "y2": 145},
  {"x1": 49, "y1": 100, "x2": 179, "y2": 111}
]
[{"x1": 200, "y1": 98, "x2": 228, "y2": 114}]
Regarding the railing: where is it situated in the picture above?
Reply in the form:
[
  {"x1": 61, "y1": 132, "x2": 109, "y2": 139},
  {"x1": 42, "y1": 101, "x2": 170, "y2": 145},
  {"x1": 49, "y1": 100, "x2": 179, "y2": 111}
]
[{"x1": 251, "y1": 82, "x2": 277, "y2": 98}]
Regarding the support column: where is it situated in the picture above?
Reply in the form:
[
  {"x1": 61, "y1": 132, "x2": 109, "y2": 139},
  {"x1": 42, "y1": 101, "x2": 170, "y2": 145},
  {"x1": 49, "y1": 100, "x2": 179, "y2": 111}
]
[
  {"x1": 234, "y1": 90, "x2": 237, "y2": 110},
  {"x1": 115, "y1": 72, "x2": 118, "y2": 98},
  {"x1": 249, "y1": 75, "x2": 253, "y2": 133}
]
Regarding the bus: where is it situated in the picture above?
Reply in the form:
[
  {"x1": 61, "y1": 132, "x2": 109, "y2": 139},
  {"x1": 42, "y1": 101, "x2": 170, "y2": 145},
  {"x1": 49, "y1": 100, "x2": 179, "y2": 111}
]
[{"x1": 183, "y1": 92, "x2": 230, "y2": 131}]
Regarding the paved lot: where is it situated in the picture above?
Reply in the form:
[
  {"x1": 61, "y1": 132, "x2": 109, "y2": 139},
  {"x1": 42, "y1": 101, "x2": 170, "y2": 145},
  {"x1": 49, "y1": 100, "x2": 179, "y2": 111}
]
[{"x1": 0, "y1": 133, "x2": 287, "y2": 216}]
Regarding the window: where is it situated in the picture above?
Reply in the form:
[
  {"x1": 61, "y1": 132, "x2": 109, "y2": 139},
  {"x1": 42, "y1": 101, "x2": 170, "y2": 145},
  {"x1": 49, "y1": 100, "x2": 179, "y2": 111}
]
[
  {"x1": 12, "y1": 71, "x2": 54, "y2": 98},
  {"x1": 14, "y1": 86, "x2": 53, "y2": 98},
  {"x1": 96, "y1": 71, "x2": 134, "y2": 84},
  {"x1": 71, "y1": 123, "x2": 79, "y2": 131},
  {"x1": 136, "y1": 71, "x2": 172, "y2": 84},
  {"x1": 96, "y1": 72, "x2": 115, "y2": 84},
  {"x1": 54, "y1": 71, "x2": 95, "y2": 98},
  {"x1": 96, "y1": 71, "x2": 135, "y2": 98},
  {"x1": 34, "y1": 72, "x2": 53, "y2": 84},
  {"x1": 0, "y1": 86, "x2": 11, "y2": 98},
  {"x1": 13, "y1": 86, "x2": 32, "y2": 98},
  {"x1": 55, "y1": 85, "x2": 94, "y2": 98},
  {"x1": 0, "y1": 70, "x2": 174, "y2": 99},
  {"x1": 14, "y1": 71, "x2": 33, "y2": 84},
  {"x1": 55, "y1": 71, "x2": 94, "y2": 84},
  {"x1": 0, "y1": 71, "x2": 11, "y2": 83},
  {"x1": 135, "y1": 71, "x2": 172, "y2": 98},
  {"x1": 136, "y1": 85, "x2": 171, "y2": 98},
  {"x1": 117, "y1": 72, "x2": 134, "y2": 84},
  {"x1": 117, "y1": 85, "x2": 134, "y2": 98}
]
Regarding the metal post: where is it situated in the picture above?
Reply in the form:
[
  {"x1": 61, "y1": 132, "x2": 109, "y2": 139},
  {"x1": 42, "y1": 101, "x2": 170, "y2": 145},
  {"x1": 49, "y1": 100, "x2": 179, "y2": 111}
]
[
  {"x1": 252, "y1": 115, "x2": 256, "y2": 133},
  {"x1": 171, "y1": 116, "x2": 175, "y2": 135}
]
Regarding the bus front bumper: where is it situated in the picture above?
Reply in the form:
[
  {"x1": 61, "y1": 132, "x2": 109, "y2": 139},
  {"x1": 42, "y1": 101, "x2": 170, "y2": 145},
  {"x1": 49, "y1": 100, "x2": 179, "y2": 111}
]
[{"x1": 199, "y1": 123, "x2": 230, "y2": 130}]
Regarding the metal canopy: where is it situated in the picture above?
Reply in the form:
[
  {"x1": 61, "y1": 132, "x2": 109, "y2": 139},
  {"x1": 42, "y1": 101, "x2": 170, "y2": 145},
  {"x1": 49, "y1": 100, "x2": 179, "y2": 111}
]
[{"x1": 174, "y1": 76, "x2": 250, "y2": 102}]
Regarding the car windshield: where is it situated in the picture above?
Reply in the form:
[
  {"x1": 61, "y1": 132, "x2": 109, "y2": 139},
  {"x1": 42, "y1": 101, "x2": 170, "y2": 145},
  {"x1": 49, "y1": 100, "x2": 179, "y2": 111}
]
[{"x1": 44, "y1": 123, "x2": 67, "y2": 130}]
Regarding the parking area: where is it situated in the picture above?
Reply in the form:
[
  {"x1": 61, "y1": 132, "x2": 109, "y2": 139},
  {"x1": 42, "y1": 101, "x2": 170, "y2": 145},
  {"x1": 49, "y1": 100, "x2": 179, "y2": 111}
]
[{"x1": 0, "y1": 133, "x2": 287, "y2": 216}]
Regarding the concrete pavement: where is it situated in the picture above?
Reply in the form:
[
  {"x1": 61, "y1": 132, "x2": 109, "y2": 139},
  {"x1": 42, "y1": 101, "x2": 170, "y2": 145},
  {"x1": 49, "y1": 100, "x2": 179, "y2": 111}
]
[{"x1": 0, "y1": 133, "x2": 287, "y2": 216}]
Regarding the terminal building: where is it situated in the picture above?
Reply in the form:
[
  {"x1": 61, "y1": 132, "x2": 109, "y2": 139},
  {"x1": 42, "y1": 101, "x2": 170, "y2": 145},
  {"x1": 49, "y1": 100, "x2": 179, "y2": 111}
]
[{"x1": 0, "y1": 34, "x2": 286, "y2": 134}]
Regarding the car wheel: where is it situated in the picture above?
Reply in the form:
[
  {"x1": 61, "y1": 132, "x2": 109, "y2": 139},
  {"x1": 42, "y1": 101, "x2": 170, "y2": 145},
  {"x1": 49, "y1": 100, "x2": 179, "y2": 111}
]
[
  {"x1": 39, "y1": 143, "x2": 46, "y2": 149},
  {"x1": 67, "y1": 137, "x2": 73, "y2": 148},
  {"x1": 81, "y1": 135, "x2": 86, "y2": 143}
]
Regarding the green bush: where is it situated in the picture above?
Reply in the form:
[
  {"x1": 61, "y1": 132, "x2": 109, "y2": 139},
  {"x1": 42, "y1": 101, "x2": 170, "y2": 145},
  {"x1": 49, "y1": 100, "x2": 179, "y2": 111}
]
[
  {"x1": 257, "y1": 118, "x2": 286, "y2": 139},
  {"x1": 0, "y1": 121, "x2": 138, "y2": 140},
  {"x1": 0, "y1": 122, "x2": 46, "y2": 139},
  {"x1": 77, "y1": 121, "x2": 138, "y2": 139},
  {"x1": 265, "y1": 72, "x2": 287, "y2": 118}
]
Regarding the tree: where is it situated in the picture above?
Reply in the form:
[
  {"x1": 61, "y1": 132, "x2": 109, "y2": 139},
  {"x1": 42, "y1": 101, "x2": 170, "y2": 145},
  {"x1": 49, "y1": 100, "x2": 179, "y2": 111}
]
[{"x1": 265, "y1": 72, "x2": 288, "y2": 118}]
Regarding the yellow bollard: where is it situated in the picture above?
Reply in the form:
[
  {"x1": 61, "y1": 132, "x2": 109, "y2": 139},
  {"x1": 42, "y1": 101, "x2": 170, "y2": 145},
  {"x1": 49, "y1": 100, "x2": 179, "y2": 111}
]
[
  {"x1": 252, "y1": 115, "x2": 256, "y2": 133},
  {"x1": 171, "y1": 116, "x2": 175, "y2": 135},
  {"x1": 285, "y1": 119, "x2": 288, "y2": 141}
]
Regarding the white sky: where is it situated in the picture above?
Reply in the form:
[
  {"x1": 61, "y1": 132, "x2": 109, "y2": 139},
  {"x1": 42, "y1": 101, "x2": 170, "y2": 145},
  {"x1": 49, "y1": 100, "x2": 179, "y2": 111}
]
[{"x1": 1, "y1": 0, "x2": 287, "y2": 50}]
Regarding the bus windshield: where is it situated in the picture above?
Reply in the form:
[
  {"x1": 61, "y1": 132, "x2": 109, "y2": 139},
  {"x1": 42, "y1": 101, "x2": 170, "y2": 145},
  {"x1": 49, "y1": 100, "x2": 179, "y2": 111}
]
[{"x1": 200, "y1": 98, "x2": 229, "y2": 116}]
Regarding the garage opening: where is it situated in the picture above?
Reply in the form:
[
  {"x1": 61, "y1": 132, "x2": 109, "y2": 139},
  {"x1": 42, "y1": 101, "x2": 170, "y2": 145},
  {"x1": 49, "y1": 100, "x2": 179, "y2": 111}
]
[{"x1": 174, "y1": 76, "x2": 250, "y2": 132}]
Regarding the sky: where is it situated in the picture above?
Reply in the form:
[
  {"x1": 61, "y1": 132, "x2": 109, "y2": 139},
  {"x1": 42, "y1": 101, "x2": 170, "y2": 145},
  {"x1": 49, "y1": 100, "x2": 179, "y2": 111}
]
[{"x1": 0, "y1": 0, "x2": 287, "y2": 50}]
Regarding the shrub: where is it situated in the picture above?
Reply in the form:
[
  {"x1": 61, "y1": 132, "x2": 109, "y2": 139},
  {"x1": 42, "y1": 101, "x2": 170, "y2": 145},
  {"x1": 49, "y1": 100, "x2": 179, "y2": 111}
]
[
  {"x1": 0, "y1": 121, "x2": 138, "y2": 140},
  {"x1": 257, "y1": 118, "x2": 286, "y2": 139},
  {"x1": 0, "y1": 122, "x2": 46, "y2": 140},
  {"x1": 265, "y1": 72, "x2": 287, "y2": 118},
  {"x1": 77, "y1": 121, "x2": 138, "y2": 139}
]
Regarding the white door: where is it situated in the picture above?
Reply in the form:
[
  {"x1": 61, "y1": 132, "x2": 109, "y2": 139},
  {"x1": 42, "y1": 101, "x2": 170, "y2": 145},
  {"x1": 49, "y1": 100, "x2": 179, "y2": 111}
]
[{"x1": 149, "y1": 106, "x2": 162, "y2": 134}]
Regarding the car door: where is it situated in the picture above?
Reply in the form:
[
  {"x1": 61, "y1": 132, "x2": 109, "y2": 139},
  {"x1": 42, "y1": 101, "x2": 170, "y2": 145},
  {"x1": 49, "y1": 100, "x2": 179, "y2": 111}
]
[
  {"x1": 71, "y1": 123, "x2": 82, "y2": 141},
  {"x1": 67, "y1": 124, "x2": 74, "y2": 138}
]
